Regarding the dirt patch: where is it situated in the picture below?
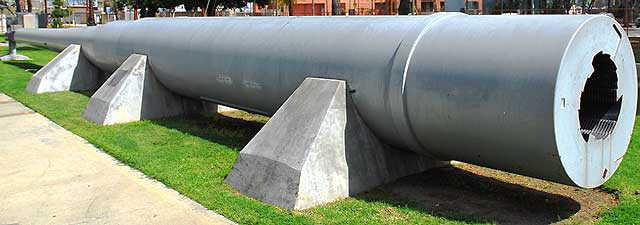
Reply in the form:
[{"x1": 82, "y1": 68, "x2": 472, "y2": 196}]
[
  {"x1": 206, "y1": 110, "x2": 617, "y2": 224},
  {"x1": 359, "y1": 162, "x2": 617, "y2": 224}
]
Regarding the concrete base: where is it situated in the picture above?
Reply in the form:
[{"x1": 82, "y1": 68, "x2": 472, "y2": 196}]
[
  {"x1": 226, "y1": 78, "x2": 447, "y2": 210},
  {"x1": 26, "y1": 44, "x2": 102, "y2": 94},
  {"x1": 82, "y1": 54, "x2": 203, "y2": 125},
  {"x1": 216, "y1": 105, "x2": 237, "y2": 113},
  {"x1": 0, "y1": 54, "x2": 31, "y2": 61},
  {"x1": 2, "y1": 31, "x2": 32, "y2": 61}
]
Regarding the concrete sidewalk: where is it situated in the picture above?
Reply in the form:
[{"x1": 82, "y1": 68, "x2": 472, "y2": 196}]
[{"x1": 0, "y1": 93, "x2": 233, "y2": 225}]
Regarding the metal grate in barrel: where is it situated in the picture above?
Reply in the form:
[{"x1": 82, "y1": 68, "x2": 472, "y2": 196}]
[{"x1": 579, "y1": 52, "x2": 622, "y2": 142}]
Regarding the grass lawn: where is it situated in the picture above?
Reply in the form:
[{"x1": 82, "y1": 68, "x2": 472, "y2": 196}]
[{"x1": 1, "y1": 46, "x2": 639, "y2": 224}]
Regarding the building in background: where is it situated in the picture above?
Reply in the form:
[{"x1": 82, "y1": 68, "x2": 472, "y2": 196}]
[
  {"x1": 1, "y1": 0, "x2": 110, "y2": 25},
  {"x1": 250, "y1": 0, "x2": 482, "y2": 16},
  {"x1": 65, "y1": 0, "x2": 106, "y2": 24}
]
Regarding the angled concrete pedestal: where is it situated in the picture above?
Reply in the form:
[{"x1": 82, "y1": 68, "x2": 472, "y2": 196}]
[
  {"x1": 82, "y1": 54, "x2": 200, "y2": 125},
  {"x1": 26, "y1": 44, "x2": 102, "y2": 93},
  {"x1": 226, "y1": 78, "x2": 448, "y2": 210}
]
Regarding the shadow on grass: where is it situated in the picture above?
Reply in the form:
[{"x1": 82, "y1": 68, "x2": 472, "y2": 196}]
[
  {"x1": 357, "y1": 166, "x2": 581, "y2": 225},
  {"x1": 150, "y1": 111, "x2": 580, "y2": 224},
  {"x1": 72, "y1": 90, "x2": 97, "y2": 97},
  {"x1": 16, "y1": 46, "x2": 43, "y2": 51},
  {"x1": 3, "y1": 61, "x2": 43, "y2": 71},
  {"x1": 151, "y1": 113, "x2": 264, "y2": 150}
]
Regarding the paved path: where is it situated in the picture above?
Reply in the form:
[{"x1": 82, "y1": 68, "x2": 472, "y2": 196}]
[{"x1": 0, "y1": 93, "x2": 233, "y2": 225}]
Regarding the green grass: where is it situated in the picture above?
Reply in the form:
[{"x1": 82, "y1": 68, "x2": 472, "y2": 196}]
[
  {"x1": 0, "y1": 46, "x2": 484, "y2": 224},
  {"x1": 1, "y1": 46, "x2": 639, "y2": 224},
  {"x1": 598, "y1": 124, "x2": 640, "y2": 224}
]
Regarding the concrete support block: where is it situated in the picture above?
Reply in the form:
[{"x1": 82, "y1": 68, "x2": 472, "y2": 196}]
[
  {"x1": 22, "y1": 13, "x2": 38, "y2": 29},
  {"x1": 26, "y1": 44, "x2": 101, "y2": 93},
  {"x1": 216, "y1": 105, "x2": 236, "y2": 113},
  {"x1": 226, "y1": 77, "x2": 447, "y2": 210},
  {"x1": 82, "y1": 54, "x2": 198, "y2": 125},
  {"x1": 202, "y1": 101, "x2": 237, "y2": 114}
]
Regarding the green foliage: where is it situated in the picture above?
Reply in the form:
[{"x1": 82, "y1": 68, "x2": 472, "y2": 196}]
[
  {"x1": 114, "y1": 0, "x2": 182, "y2": 17},
  {"x1": 182, "y1": 0, "x2": 248, "y2": 14},
  {"x1": 599, "y1": 116, "x2": 640, "y2": 224},
  {"x1": 253, "y1": 0, "x2": 271, "y2": 8},
  {"x1": 51, "y1": 0, "x2": 69, "y2": 28}
]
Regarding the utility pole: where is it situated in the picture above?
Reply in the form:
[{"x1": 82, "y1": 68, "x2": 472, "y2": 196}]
[{"x1": 312, "y1": 0, "x2": 315, "y2": 15}]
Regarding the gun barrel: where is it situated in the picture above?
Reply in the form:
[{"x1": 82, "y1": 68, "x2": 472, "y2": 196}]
[{"x1": 13, "y1": 14, "x2": 637, "y2": 188}]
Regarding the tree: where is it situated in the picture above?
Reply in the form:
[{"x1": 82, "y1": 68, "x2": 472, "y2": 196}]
[
  {"x1": 116, "y1": 0, "x2": 265, "y2": 17},
  {"x1": 51, "y1": 0, "x2": 69, "y2": 28},
  {"x1": 0, "y1": 0, "x2": 16, "y2": 14},
  {"x1": 115, "y1": 0, "x2": 182, "y2": 18},
  {"x1": 183, "y1": 0, "x2": 250, "y2": 16}
]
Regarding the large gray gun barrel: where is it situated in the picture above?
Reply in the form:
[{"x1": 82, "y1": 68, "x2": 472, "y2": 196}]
[{"x1": 13, "y1": 13, "x2": 637, "y2": 188}]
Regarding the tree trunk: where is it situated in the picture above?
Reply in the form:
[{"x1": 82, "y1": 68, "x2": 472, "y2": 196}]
[
  {"x1": 587, "y1": 0, "x2": 595, "y2": 11},
  {"x1": 288, "y1": 1, "x2": 294, "y2": 15},
  {"x1": 15, "y1": 0, "x2": 22, "y2": 12},
  {"x1": 26, "y1": 0, "x2": 31, "y2": 12},
  {"x1": 139, "y1": 7, "x2": 146, "y2": 17},
  {"x1": 332, "y1": 0, "x2": 341, "y2": 14},
  {"x1": 209, "y1": 0, "x2": 218, "y2": 16},
  {"x1": 398, "y1": 0, "x2": 410, "y2": 14},
  {"x1": 87, "y1": 0, "x2": 95, "y2": 26}
]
